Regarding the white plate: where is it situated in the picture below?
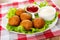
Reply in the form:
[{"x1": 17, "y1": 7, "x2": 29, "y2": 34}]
[
  {"x1": 1, "y1": 1, "x2": 58, "y2": 35},
  {"x1": 1, "y1": 13, "x2": 58, "y2": 34}
]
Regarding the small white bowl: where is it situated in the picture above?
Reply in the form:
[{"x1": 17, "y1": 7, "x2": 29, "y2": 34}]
[
  {"x1": 25, "y1": 4, "x2": 40, "y2": 18},
  {"x1": 38, "y1": 6, "x2": 56, "y2": 21}
]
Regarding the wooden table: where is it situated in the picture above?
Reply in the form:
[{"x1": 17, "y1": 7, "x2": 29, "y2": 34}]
[{"x1": 44, "y1": 36, "x2": 60, "y2": 40}]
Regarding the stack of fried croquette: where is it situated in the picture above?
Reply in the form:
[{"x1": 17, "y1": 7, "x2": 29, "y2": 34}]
[{"x1": 8, "y1": 8, "x2": 45, "y2": 31}]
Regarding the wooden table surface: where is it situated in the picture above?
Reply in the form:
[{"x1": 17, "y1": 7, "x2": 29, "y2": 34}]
[{"x1": 44, "y1": 36, "x2": 60, "y2": 40}]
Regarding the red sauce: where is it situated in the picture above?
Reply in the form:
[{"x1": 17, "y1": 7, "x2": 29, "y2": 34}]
[{"x1": 27, "y1": 6, "x2": 38, "y2": 13}]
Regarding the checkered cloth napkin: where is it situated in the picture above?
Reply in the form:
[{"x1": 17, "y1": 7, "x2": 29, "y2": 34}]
[{"x1": 0, "y1": 0, "x2": 60, "y2": 40}]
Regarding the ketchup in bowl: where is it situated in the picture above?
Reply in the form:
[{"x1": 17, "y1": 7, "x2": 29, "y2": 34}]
[
  {"x1": 25, "y1": 5, "x2": 39, "y2": 18},
  {"x1": 26, "y1": 6, "x2": 38, "y2": 13}
]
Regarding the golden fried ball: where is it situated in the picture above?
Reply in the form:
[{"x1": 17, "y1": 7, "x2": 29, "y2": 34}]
[
  {"x1": 20, "y1": 20, "x2": 33, "y2": 30},
  {"x1": 20, "y1": 13, "x2": 32, "y2": 20},
  {"x1": 16, "y1": 8, "x2": 25, "y2": 16},
  {"x1": 8, "y1": 15, "x2": 20, "y2": 26},
  {"x1": 33, "y1": 18, "x2": 45, "y2": 29}
]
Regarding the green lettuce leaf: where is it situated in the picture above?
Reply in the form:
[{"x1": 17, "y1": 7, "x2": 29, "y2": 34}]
[{"x1": 7, "y1": 8, "x2": 17, "y2": 18}]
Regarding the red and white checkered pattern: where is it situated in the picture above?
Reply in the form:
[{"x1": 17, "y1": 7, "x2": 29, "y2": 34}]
[{"x1": 0, "y1": 0, "x2": 60, "y2": 40}]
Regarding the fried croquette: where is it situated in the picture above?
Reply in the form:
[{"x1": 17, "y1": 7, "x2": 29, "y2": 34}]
[
  {"x1": 20, "y1": 20, "x2": 33, "y2": 30},
  {"x1": 20, "y1": 13, "x2": 32, "y2": 20},
  {"x1": 16, "y1": 8, "x2": 25, "y2": 16},
  {"x1": 8, "y1": 15, "x2": 20, "y2": 26},
  {"x1": 33, "y1": 18, "x2": 45, "y2": 29}
]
